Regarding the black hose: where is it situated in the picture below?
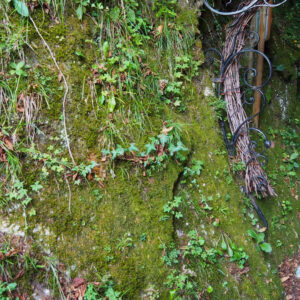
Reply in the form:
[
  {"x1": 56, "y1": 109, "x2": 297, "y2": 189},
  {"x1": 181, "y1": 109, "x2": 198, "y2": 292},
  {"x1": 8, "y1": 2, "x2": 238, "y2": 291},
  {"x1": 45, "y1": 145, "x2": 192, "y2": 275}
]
[{"x1": 247, "y1": 192, "x2": 268, "y2": 231}]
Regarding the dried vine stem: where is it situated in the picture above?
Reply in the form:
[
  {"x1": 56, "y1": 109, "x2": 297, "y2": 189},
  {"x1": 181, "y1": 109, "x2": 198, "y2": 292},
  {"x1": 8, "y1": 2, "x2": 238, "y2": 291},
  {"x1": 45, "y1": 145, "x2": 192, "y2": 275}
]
[
  {"x1": 221, "y1": 2, "x2": 275, "y2": 196},
  {"x1": 29, "y1": 17, "x2": 75, "y2": 165}
]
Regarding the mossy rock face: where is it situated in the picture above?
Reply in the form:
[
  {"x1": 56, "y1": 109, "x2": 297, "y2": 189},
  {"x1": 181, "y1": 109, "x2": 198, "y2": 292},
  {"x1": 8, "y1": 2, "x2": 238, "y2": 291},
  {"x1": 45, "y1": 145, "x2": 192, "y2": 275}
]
[{"x1": 0, "y1": 3, "x2": 300, "y2": 299}]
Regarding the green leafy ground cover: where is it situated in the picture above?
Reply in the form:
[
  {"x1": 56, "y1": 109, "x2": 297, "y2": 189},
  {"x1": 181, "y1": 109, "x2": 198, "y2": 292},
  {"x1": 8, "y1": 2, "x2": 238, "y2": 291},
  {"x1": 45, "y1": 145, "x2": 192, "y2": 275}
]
[{"x1": 0, "y1": 0, "x2": 299, "y2": 299}]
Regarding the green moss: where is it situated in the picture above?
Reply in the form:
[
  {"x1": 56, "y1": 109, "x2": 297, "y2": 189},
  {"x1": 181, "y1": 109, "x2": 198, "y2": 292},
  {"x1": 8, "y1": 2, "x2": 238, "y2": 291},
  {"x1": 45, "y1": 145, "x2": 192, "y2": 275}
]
[{"x1": 1, "y1": 3, "x2": 300, "y2": 299}]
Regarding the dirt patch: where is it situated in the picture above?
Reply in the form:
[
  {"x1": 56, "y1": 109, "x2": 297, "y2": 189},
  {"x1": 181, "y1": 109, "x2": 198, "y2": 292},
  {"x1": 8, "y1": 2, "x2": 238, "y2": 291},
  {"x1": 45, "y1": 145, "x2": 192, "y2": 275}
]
[{"x1": 278, "y1": 251, "x2": 300, "y2": 300}]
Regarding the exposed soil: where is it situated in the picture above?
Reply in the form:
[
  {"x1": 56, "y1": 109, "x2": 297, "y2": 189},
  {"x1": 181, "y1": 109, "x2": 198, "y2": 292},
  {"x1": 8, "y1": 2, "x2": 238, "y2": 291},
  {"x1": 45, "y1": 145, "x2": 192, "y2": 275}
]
[{"x1": 278, "y1": 251, "x2": 300, "y2": 300}]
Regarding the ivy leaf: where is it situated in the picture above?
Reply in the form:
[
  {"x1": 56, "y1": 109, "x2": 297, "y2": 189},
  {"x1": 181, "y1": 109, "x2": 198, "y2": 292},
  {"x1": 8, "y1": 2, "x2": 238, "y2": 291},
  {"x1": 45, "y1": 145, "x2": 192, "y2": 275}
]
[
  {"x1": 175, "y1": 212, "x2": 183, "y2": 219},
  {"x1": 260, "y1": 242, "x2": 272, "y2": 253},
  {"x1": 101, "y1": 149, "x2": 110, "y2": 156},
  {"x1": 145, "y1": 143, "x2": 156, "y2": 154},
  {"x1": 160, "y1": 134, "x2": 168, "y2": 147},
  {"x1": 111, "y1": 145, "x2": 125, "y2": 160},
  {"x1": 14, "y1": 0, "x2": 29, "y2": 17},
  {"x1": 129, "y1": 143, "x2": 139, "y2": 152},
  {"x1": 105, "y1": 287, "x2": 121, "y2": 300},
  {"x1": 31, "y1": 181, "x2": 43, "y2": 192}
]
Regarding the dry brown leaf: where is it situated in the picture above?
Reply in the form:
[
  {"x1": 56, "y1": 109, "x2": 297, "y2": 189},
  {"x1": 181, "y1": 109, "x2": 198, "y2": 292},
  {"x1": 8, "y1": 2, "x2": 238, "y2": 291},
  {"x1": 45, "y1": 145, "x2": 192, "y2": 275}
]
[
  {"x1": 72, "y1": 277, "x2": 85, "y2": 288},
  {"x1": 281, "y1": 276, "x2": 289, "y2": 283},
  {"x1": 14, "y1": 269, "x2": 25, "y2": 280},
  {"x1": 258, "y1": 227, "x2": 267, "y2": 233},
  {"x1": 157, "y1": 24, "x2": 164, "y2": 35},
  {"x1": 3, "y1": 137, "x2": 14, "y2": 151},
  {"x1": 58, "y1": 73, "x2": 63, "y2": 82},
  {"x1": 144, "y1": 69, "x2": 152, "y2": 77},
  {"x1": 17, "y1": 104, "x2": 24, "y2": 113},
  {"x1": 6, "y1": 249, "x2": 20, "y2": 257},
  {"x1": 291, "y1": 188, "x2": 295, "y2": 197},
  {"x1": 161, "y1": 126, "x2": 174, "y2": 136},
  {"x1": 159, "y1": 79, "x2": 168, "y2": 92},
  {"x1": 240, "y1": 266, "x2": 250, "y2": 275},
  {"x1": 72, "y1": 172, "x2": 78, "y2": 181}
]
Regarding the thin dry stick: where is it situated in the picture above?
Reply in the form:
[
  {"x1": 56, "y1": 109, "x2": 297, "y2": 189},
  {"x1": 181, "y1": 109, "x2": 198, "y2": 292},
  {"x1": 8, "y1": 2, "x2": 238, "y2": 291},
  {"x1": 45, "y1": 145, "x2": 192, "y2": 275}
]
[{"x1": 29, "y1": 16, "x2": 75, "y2": 165}]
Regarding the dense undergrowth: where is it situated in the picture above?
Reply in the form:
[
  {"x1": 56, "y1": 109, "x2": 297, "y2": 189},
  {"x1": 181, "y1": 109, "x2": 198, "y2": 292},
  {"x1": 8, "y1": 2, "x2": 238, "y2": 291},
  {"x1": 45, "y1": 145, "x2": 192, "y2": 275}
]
[{"x1": 0, "y1": 0, "x2": 299, "y2": 299}]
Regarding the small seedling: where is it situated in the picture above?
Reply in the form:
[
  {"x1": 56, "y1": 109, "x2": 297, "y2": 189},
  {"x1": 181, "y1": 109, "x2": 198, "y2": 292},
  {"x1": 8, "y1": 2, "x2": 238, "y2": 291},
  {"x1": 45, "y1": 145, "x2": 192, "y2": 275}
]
[{"x1": 248, "y1": 229, "x2": 272, "y2": 253}]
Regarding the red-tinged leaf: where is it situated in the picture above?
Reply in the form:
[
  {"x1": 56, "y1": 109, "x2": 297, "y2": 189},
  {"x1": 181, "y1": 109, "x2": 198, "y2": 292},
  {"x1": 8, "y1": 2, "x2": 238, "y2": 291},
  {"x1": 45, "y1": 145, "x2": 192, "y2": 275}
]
[
  {"x1": 240, "y1": 266, "x2": 250, "y2": 275},
  {"x1": 144, "y1": 69, "x2": 152, "y2": 78},
  {"x1": 14, "y1": 269, "x2": 25, "y2": 280},
  {"x1": 72, "y1": 277, "x2": 85, "y2": 288},
  {"x1": 72, "y1": 172, "x2": 78, "y2": 181},
  {"x1": 3, "y1": 137, "x2": 14, "y2": 151},
  {"x1": 157, "y1": 144, "x2": 164, "y2": 156},
  {"x1": 5, "y1": 249, "x2": 20, "y2": 257}
]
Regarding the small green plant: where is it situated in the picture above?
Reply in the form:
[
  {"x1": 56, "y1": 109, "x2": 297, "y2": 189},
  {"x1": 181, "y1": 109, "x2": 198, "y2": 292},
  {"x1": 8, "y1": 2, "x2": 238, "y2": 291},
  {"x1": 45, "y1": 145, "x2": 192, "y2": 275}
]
[
  {"x1": 183, "y1": 160, "x2": 204, "y2": 177},
  {"x1": 160, "y1": 243, "x2": 180, "y2": 266},
  {"x1": 165, "y1": 270, "x2": 200, "y2": 298},
  {"x1": 117, "y1": 233, "x2": 133, "y2": 251},
  {"x1": 231, "y1": 160, "x2": 246, "y2": 174},
  {"x1": 174, "y1": 55, "x2": 201, "y2": 81},
  {"x1": 139, "y1": 233, "x2": 147, "y2": 242},
  {"x1": 152, "y1": 0, "x2": 177, "y2": 19},
  {"x1": 102, "y1": 124, "x2": 188, "y2": 172},
  {"x1": 247, "y1": 229, "x2": 272, "y2": 253},
  {"x1": 12, "y1": 0, "x2": 29, "y2": 17},
  {"x1": 183, "y1": 230, "x2": 205, "y2": 258},
  {"x1": 84, "y1": 275, "x2": 122, "y2": 300},
  {"x1": 281, "y1": 200, "x2": 293, "y2": 216},
  {"x1": 200, "y1": 195, "x2": 213, "y2": 211},
  {"x1": 220, "y1": 235, "x2": 249, "y2": 268},
  {"x1": 84, "y1": 283, "x2": 100, "y2": 300},
  {"x1": 0, "y1": 281, "x2": 17, "y2": 299},
  {"x1": 209, "y1": 96, "x2": 227, "y2": 120},
  {"x1": 161, "y1": 196, "x2": 183, "y2": 220},
  {"x1": 282, "y1": 152, "x2": 299, "y2": 178},
  {"x1": 9, "y1": 61, "x2": 30, "y2": 77}
]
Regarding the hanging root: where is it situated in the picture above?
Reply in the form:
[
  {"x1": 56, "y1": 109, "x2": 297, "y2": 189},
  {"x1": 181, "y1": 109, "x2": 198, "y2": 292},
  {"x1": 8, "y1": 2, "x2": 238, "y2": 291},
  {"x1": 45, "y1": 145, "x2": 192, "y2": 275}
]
[{"x1": 29, "y1": 17, "x2": 75, "y2": 165}]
